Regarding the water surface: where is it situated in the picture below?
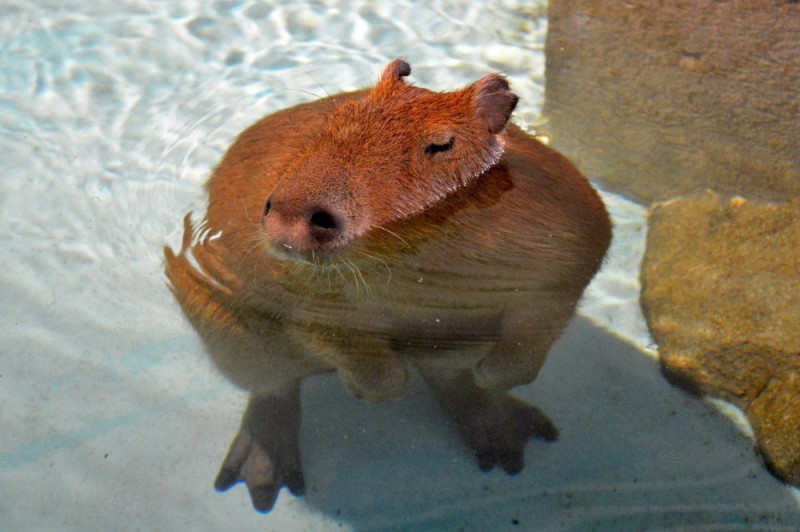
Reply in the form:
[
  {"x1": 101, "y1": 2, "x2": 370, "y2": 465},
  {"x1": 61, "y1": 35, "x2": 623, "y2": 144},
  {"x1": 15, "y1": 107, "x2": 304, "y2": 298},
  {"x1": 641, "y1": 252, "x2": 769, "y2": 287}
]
[{"x1": 1, "y1": 1, "x2": 798, "y2": 529}]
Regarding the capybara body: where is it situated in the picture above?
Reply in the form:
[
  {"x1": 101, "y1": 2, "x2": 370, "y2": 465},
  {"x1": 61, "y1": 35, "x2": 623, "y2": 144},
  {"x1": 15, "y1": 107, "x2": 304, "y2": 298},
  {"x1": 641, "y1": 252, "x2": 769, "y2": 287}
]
[{"x1": 165, "y1": 60, "x2": 611, "y2": 512}]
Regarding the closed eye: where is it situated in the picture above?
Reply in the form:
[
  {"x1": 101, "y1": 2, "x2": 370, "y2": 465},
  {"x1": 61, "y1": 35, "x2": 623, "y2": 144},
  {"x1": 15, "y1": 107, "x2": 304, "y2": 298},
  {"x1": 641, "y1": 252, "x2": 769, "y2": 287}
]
[{"x1": 424, "y1": 137, "x2": 455, "y2": 155}]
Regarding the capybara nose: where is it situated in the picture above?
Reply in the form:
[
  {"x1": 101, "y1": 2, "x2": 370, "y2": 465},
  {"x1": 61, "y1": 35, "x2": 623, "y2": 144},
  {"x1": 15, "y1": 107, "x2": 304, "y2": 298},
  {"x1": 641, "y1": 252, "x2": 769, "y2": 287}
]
[{"x1": 263, "y1": 197, "x2": 345, "y2": 251}]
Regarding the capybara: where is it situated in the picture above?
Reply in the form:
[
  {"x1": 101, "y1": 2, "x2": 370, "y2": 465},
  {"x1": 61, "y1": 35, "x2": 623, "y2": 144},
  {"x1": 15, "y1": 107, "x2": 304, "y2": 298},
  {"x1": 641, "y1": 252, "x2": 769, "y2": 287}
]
[{"x1": 164, "y1": 59, "x2": 611, "y2": 512}]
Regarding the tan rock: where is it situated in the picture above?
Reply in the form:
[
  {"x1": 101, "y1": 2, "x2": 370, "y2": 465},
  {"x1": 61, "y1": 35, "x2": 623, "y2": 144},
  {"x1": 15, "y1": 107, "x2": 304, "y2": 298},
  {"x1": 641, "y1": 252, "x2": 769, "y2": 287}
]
[
  {"x1": 543, "y1": 0, "x2": 800, "y2": 203},
  {"x1": 641, "y1": 191, "x2": 800, "y2": 485}
]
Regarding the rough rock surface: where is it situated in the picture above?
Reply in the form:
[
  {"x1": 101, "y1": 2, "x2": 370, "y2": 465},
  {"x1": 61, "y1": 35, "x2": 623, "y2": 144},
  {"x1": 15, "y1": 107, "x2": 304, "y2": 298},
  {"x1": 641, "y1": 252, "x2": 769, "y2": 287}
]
[
  {"x1": 641, "y1": 191, "x2": 800, "y2": 485},
  {"x1": 543, "y1": 0, "x2": 800, "y2": 203}
]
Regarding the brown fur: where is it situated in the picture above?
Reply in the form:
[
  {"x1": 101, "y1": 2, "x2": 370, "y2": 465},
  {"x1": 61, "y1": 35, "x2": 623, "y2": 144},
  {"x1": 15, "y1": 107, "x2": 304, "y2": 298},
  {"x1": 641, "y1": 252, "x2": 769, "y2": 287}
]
[{"x1": 164, "y1": 59, "x2": 611, "y2": 512}]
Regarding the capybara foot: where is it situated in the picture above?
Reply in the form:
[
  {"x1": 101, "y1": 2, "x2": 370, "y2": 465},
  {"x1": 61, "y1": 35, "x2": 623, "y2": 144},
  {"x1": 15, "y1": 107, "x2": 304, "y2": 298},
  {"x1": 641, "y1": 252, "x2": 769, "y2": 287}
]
[
  {"x1": 468, "y1": 393, "x2": 558, "y2": 473},
  {"x1": 424, "y1": 370, "x2": 558, "y2": 474},
  {"x1": 215, "y1": 386, "x2": 303, "y2": 512}
]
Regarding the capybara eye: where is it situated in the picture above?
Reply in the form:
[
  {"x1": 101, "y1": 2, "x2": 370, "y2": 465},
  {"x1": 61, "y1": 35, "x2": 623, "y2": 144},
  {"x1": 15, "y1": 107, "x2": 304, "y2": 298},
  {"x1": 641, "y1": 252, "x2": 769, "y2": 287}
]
[{"x1": 424, "y1": 137, "x2": 455, "y2": 155}]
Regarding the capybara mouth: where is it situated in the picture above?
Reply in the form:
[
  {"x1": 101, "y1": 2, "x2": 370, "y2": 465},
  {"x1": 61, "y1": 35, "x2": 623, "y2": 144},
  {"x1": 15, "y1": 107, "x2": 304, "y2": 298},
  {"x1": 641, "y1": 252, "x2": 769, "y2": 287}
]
[{"x1": 265, "y1": 240, "x2": 344, "y2": 268}]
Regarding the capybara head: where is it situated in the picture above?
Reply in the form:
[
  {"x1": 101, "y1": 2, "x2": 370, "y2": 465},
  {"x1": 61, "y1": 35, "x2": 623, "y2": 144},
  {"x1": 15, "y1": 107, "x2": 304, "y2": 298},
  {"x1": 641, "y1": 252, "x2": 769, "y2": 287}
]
[{"x1": 262, "y1": 59, "x2": 518, "y2": 257}]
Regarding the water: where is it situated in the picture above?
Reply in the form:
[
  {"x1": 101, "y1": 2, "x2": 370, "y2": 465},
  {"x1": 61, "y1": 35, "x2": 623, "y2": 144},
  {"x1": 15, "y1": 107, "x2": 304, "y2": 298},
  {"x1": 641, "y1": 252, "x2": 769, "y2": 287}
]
[{"x1": 1, "y1": 1, "x2": 798, "y2": 529}]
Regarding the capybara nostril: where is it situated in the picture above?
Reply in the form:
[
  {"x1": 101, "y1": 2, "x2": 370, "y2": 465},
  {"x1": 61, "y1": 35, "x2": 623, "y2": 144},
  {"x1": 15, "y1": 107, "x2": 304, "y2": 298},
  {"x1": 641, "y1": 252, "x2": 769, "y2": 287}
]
[
  {"x1": 309, "y1": 209, "x2": 338, "y2": 230},
  {"x1": 263, "y1": 199, "x2": 272, "y2": 217},
  {"x1": 308, "y1": 208, "x2": 344, "y2": 244}
]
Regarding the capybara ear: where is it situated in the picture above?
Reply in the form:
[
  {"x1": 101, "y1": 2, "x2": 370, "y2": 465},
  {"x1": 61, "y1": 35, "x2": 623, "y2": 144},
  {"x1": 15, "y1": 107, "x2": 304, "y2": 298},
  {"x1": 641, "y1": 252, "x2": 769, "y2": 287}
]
[
  {"x1": 381, "y1": 59, "x2": 411, "y2": 83},
  {"x1": 380, "y1": 59, "x2": 412, "y2": 85},
  {"x1": 471, "y1": 74, "x2": 518, "y2": 135},
  {"x1": 372, "y1": 59, "x2": 412, "y2": 100}
]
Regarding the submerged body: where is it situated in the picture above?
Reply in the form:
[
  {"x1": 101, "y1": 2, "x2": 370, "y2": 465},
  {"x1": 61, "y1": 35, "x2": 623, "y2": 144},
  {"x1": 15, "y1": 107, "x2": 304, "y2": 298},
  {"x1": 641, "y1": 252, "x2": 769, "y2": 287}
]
[{"x1": 165, "y1": 60, "x2": 611, "y2": 512}]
